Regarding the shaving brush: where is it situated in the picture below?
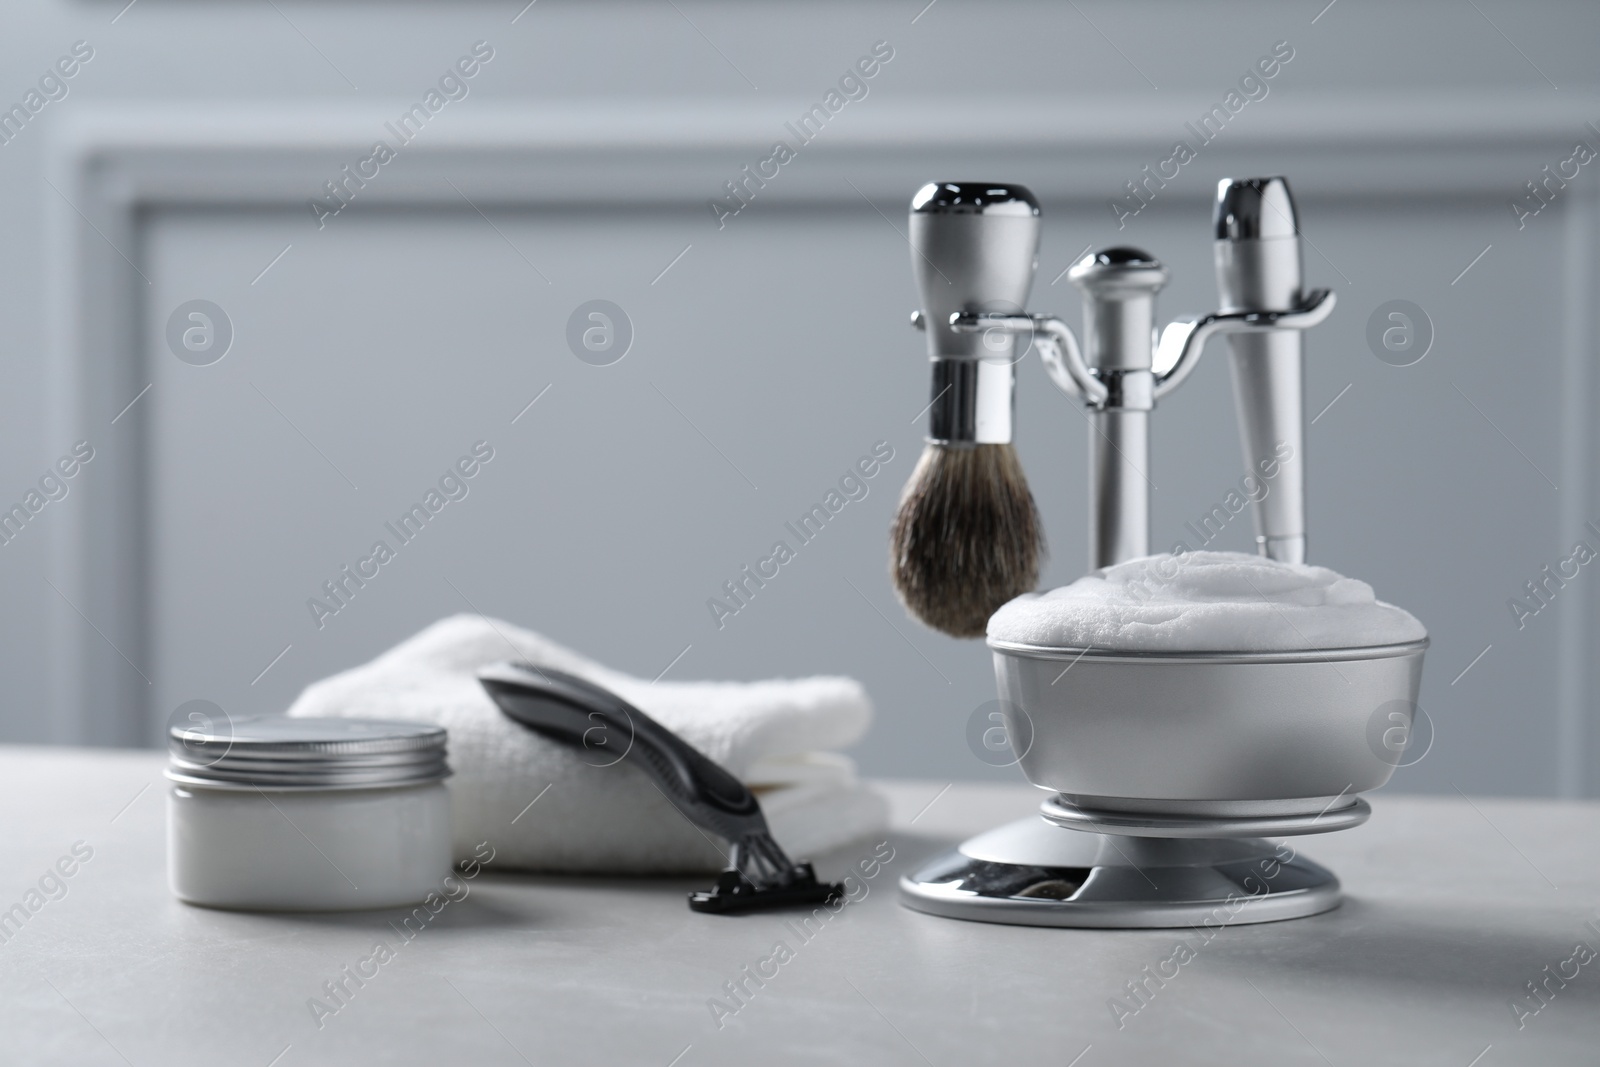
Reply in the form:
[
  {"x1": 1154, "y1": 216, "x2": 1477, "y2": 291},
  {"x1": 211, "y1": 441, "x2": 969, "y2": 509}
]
[{"x1": 889, "y1": 182, "x2": 1046, "y2": 638}]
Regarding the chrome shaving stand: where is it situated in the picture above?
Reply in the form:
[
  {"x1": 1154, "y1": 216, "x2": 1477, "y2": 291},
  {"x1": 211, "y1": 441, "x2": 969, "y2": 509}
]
[{"x1": 898, "y1": 177, "x2": 1425, "y2": 928}]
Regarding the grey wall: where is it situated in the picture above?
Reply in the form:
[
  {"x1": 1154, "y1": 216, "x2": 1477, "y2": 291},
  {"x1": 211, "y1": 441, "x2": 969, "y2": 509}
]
[{"x1": 3, "y1": 1, "x2": 1598, "y2": 796}]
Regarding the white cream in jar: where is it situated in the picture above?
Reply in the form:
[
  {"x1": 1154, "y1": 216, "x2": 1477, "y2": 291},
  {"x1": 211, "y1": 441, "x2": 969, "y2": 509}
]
[{"x1": 167, "y1": 716, "x2": 451, "y2": 911}]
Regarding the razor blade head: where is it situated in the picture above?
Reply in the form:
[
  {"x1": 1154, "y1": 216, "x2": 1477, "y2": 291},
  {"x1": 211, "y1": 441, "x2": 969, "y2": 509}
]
[{"x1": 687, "y1": 862, "x2": 844, "y2": 915}]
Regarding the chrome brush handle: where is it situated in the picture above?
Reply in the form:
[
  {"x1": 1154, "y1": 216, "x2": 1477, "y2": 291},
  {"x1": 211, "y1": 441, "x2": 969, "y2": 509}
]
[{"x1": 906, "y1": 182, "x2": 1042, "y2": 446}]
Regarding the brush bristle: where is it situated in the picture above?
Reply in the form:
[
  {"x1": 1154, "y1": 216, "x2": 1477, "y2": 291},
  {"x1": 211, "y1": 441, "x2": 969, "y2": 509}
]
[{"x1": 888, "y1": 443, "x2": 1046, "y2": 638}]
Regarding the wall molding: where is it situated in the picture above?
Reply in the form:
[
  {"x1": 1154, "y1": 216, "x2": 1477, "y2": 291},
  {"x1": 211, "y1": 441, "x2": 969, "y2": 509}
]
[{"x1": 46, "y1": 99, "x2": 1600, "y2": 779}]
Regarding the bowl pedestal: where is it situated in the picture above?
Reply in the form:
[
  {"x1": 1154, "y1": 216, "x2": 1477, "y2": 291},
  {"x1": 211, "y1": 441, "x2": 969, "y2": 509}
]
[{"x1": 899, "y1": 641, "x2": 1426, "y2": 929}]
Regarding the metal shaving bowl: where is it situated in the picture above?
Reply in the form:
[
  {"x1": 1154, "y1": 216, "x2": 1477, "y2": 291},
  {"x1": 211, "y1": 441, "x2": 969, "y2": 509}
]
[{"x1": 989, "y1": 637, "x2": 1428, "y2": 837}]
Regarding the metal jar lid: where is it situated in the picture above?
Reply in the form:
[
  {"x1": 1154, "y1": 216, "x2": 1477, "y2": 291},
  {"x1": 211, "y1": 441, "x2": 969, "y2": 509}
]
[{"x1": 167, "y1": 716, "x2": 450, "y2": 791}]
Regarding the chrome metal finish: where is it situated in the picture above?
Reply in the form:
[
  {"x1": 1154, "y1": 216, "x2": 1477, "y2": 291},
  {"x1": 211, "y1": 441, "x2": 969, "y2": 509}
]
[
  {"x1": 167, "y1": 716, "x2": 450, "y2": 791},
  {"x1": 1214, "y1": 176, "x2": 1298, "y2": 240},
  {"x1": 895, "y1": 175, "x2": 1395, "y2": 931},
  {"x1": 1068, "y1": 247, "x2": 1168, "y2": 371},
  {"x1": 1040, "y1": 793, "x2": 1371, "y2": 838},
  {"x1": 1214, "y1": 176, "x2": 1309, "y2": 563},
  {"x1": 1153, "y1": 288, "x2": 1335, "y2": 399},
  {"x1": 926, "y1": 357, "x2": 1017, "y2": 445},
  {"x1": 1068, "y1": 247, "x2": 1166, "y2": 569},
  {"x1": 898, "y1": 817, "x2": 1342, "y2": 928},
  {"x1": 911, "y1": 183, "x2": 1040, "y2": 219},
  {"x1": 933, "y1": 187, "x2": 1334, "y2": 570},
  {"x1": 950, "y1": 312, "x2": 1106, "y2": 407},
  {"x1": 1095, "y1": 368, "x2": 1155, "y2": 412},
  {"x1": 990, "y1": 639, "x2": 1428, "y2": 804},
  {"x1": 1054, "y1": 792, "x2": 1354, "y2": 816},
  {"x1": 1088, "y1": 409, "x2": 1150, "y2": 566},
  {"x1": 908, "y1": 182, "x2": 1041, "y2": 445},
  {"x1": 950, "y1": 248, "x2": 1176, "y2": 567}
]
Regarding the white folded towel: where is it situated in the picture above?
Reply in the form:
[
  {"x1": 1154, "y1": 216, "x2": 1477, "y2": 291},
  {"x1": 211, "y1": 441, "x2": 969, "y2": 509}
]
[{"x1": 287, "y1": 615, "x2": 889, "y2": 874}]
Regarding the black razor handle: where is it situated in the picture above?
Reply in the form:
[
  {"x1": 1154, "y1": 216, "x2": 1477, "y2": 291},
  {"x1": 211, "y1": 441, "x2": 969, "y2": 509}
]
[{"x1": 477, "y1": 661, "x2": 842, "y2": 914}]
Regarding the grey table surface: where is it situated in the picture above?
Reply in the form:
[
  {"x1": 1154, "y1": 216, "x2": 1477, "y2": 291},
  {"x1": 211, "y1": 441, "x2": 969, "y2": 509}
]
[{"x1": 1, "y1": 745, "x2": 1597, "y2": 1066}]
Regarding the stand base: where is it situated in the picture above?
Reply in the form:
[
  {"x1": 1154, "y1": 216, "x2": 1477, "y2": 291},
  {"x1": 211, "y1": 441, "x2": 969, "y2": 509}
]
[{"x1": 899, "y1": 816, "x2": 1342, "y2": 928}]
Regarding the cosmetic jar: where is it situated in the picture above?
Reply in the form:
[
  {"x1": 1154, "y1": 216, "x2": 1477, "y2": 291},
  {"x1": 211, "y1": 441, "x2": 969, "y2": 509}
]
[{"x1": 167, "y1": 716, "x2": 451, "y2": 911}]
